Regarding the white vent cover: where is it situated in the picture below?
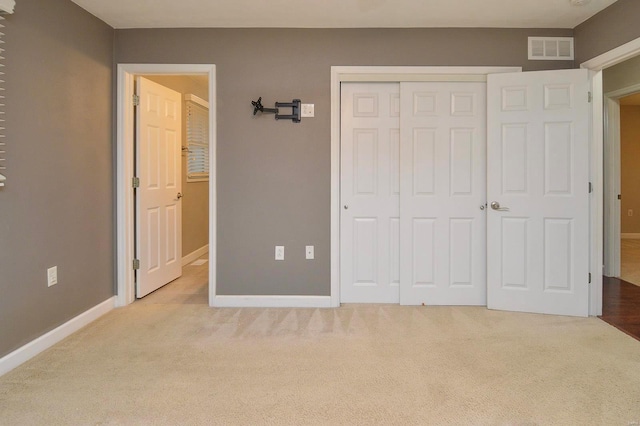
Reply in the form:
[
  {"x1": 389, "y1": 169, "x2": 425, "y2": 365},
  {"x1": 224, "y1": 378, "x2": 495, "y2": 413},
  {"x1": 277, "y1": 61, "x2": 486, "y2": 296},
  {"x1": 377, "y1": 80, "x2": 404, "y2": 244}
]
[{"x1": 528, "y1": 37, "x2": 574, "y2": 61}]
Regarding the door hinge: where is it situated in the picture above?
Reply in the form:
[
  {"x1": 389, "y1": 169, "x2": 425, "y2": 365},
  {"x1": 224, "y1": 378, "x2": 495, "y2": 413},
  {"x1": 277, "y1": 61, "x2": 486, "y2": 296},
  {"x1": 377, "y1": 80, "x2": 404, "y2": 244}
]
[
  {"x1": 132, "y1": 94, "x2": 140, "y2": 107},
  {"x1": 618, "y1": 194, "x2": 622, "y2": 200},
  {"x1": 589, "y1": 182, "x2": 592, "y2": 193},
  {"x1": 133, "y1": 259, "x2": 140, "y2": 270},
  {"x1": 588, "y1": 91, "x2": 592, "y2": 103},
  {"x1": 132, "y1": 176, "x2": 140, "y2": 188},
  {"x1": 589, "y1": 273, "x2": 592, "y2": 284}
]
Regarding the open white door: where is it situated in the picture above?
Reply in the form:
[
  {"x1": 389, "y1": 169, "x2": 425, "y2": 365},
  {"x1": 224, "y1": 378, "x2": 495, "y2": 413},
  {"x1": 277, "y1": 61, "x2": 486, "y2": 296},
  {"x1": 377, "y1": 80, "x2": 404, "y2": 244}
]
[
  {"x1": 487, "y1": 69, "x2": 590, "y2": 317},
  {"x1": 136, "y1": 77, "x2": 183, "y2": 298}
]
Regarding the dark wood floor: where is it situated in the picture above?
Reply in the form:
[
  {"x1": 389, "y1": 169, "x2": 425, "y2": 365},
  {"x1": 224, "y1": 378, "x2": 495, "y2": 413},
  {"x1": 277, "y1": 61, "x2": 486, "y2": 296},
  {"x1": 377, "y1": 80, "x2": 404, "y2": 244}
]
[{"x1": 600, "y1": 276, "x2": 640, "y2": 341}]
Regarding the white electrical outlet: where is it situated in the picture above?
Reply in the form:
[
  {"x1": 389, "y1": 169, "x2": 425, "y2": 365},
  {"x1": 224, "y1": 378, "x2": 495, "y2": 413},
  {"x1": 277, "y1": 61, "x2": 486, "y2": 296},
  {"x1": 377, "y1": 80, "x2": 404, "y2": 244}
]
[
  {"x1": 301, "y1": 103, "x2": 315, "y2": 118},
  {"x1": 47, "y1": 266, "x2": 58, "y2": 287},
  {"x1": 629, "y1": 209, "x2": 634, "y2": 217},
  {"x1": 306, "y1": 245, "x2": 315, "y2": 260},
  {"x1": 275, "y1": 246, "x2": 285, "y2": 260}
]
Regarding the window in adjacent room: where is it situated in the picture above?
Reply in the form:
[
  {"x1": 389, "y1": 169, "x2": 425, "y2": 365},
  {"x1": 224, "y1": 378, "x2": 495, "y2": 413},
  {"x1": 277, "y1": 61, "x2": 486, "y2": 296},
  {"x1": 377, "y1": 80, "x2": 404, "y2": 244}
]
[{"x1": 185, "y1": 94, "x2": 209, "y2": 182}]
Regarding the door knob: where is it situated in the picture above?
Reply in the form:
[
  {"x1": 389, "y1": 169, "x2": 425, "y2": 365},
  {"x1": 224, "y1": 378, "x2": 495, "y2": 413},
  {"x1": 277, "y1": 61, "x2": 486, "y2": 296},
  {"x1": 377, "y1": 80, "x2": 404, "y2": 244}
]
[
  {"x1": 344, "y1": 205, "x2": 349, "y2": 210},
  {"x1": 176, "y1": 192, "x2": 183, "y2": 200},
  {"x1": 490, "y1": 201, "x2": 509, "y2": 211}
]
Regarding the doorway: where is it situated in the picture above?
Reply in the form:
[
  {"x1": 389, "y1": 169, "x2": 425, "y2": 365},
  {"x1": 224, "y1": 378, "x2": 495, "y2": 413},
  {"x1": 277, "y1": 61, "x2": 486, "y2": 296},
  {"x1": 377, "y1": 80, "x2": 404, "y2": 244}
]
[
  {"x1": 603, "y1": 67, "x2": 640, "y2": 287},
  {"x1": 134, "y1": 75, "x2": 211, "y2": 298},
  {"x1": 116, "y1": 64, "x2": 217, "y2": 307},
  {"x1": 618, "y1": 94, "x2": 640, "y2": 286}
]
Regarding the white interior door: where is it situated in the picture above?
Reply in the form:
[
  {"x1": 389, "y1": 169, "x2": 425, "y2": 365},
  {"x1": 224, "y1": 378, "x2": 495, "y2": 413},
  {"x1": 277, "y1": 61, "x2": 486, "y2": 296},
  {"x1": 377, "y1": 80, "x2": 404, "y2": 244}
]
[
  {"x1": 487, "y1": 69, "x2": 590, "y2": 317},
  {"x1": 399, "y1": 82, "x2": 487, "y2": 305},
  {"x1": 136, "y1": 77, "x2": 183, "y2": 298},
  {"x1": 340, "y1": 83, "x2": 401, "y2": 303}
]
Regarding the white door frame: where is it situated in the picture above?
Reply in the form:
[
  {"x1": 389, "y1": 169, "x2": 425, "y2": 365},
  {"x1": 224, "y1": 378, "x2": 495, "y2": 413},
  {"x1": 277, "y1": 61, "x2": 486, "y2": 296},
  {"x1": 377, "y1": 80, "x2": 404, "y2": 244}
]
[
  {"x1": 602, "y1": 82, "x2": 640, "y2": 277},
  {"x1": 582, "y1": 36, "x2": 640, "y2": 316},
  {"x1": 330, "y1": 66, "x2": 521, "y2": 308},
  {"x1": 116, "y1": 64, "x2": 217, "y2": 307}
]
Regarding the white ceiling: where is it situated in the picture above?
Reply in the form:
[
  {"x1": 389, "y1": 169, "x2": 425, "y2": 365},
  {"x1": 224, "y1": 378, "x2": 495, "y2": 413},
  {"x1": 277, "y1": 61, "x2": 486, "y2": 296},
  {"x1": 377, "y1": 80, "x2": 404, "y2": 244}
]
[{"x1": 70, "y1": 0, "x2": 618, "y2": 29}]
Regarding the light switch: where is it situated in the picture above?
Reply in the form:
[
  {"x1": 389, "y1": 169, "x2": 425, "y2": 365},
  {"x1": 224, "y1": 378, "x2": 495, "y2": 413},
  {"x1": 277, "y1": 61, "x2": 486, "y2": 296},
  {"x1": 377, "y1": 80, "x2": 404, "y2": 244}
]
[
  {"x1": 305, "y1": 245, "x2": 314, "y2": 260},
  {"x1": 301, "y1": 104, "x2": 314, "y2": 118},
  {"x1": 47, "y1": 266, "x2": 58, "y2": 287}
]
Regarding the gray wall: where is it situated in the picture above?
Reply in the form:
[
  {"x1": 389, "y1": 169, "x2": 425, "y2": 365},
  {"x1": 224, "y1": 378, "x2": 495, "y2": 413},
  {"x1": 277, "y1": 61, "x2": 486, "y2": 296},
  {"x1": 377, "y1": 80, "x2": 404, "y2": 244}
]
[
  {"x1": 574, "y1": 0, "x2": 640, "y2": 64},
  {"x1": 0, "y1": 0, "x2": 114, "y2": 357},
  {"x1": 143, "y1": 75, "x2": 210, "y2": 257},
  {"x1": 115, "y1": 28, "x2": 573, "y2": 296},
  {"x1": 603, "y1": 55, "x2": 640, "y2": 93}
]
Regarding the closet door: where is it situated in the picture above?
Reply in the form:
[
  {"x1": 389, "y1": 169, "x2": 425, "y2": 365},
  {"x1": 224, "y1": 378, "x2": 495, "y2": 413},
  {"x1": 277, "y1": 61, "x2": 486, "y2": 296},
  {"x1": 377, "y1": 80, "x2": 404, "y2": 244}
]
[
  {"x1": 399, "y1": 82, "x2": 487, "y2": 306},
  {"x1": 340, "y1": 83, "x2": 401, "y2": 303}
]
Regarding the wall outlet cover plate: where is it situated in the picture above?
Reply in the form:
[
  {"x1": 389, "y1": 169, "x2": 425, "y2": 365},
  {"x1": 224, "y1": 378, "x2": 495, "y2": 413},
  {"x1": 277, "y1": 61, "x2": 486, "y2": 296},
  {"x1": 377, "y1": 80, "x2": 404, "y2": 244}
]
[{"x1": 275, "y1": 246, "x2": 285, "y2": 260}]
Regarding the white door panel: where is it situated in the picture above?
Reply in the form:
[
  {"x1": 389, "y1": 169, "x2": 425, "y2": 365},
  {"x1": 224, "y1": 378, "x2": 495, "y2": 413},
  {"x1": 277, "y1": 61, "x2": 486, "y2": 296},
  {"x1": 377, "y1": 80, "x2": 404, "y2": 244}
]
[
  {"x1": 136, "y1": 77, "x2": 183, "y2": 298},
  {"x1": 400, "y1": 82, "x2": 487, "y2": 306},
  {"x1": 487, "y1": 69, "x2": 590, "y2": 317},
  {"x1": 341, "y1": 83, "x2": 400, "y2": 303}
]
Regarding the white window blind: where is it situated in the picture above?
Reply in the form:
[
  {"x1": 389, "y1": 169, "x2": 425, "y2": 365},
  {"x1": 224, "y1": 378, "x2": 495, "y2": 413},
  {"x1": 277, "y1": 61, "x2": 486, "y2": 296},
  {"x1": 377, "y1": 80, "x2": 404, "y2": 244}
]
[
  {"x1": 185, "y1": 94, "x2": 209, "y2": 182},
  {"x1": 0, "y1": 13, "x2": 7, "y2": 187},
  {"x1": 0, "y1": 0, "x2": 14, "y2": 14}
]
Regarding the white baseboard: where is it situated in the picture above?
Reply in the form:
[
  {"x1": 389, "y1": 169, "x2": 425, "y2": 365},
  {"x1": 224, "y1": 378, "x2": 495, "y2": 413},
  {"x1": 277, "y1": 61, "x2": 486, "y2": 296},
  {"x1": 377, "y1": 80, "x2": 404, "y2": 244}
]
[
  {"x1": 0, "y1": 297, "x2": 116, "y2": 377},
  {"x1": 621, "y1": 233, "x2": 640, "y2": 239},
  {"x1": 182, "y1": 245, "x2": 209, "y2": 266},
  {"x1": 212, "y1": 295, "x2": 333, "y2": 308}
]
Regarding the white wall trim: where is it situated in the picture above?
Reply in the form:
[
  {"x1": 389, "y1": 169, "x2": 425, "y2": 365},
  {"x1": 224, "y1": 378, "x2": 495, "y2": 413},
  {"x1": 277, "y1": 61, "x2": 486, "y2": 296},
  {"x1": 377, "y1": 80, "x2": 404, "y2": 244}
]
[
  {"x1": 116, "y1": 64, "x2": 217, "y2": 308},
  {"x1": 606, "y1": 82, "x2": 640, "y2": 99},
  {"x1": 603, "y1": 96, "x2": 621, "y2": 277},
  {"x1": 621, "y1": 233, "x2": 640, "y2": 239},
  {"x1": 212, "y1": 295, "x2": 333, "y2": 308},
  {"x1": 582, "y1": 37, "x2": 640, "y2": 71},
  {"x1": 0, "y1": 297, "x2": 116, "y2": 377},
  {"x1": 581, "y1": 36, "x2": 640, "y2": 316},
  {"x1": 330, "y1": 66, "x2": 521, "y2": 308},
  {"x1": 589, "y1": 70, "x2": 604, "y2": 316},
  {"x1": 182, "y1": 245, "x2": 209, "y2": 266}
]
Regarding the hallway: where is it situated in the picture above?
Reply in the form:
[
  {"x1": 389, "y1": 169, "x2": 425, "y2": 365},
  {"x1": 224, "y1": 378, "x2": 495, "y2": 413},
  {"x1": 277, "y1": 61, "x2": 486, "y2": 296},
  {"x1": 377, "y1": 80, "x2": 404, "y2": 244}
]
[{"x1": 600, "y1": 276, "x2": 640, "y2": 341}]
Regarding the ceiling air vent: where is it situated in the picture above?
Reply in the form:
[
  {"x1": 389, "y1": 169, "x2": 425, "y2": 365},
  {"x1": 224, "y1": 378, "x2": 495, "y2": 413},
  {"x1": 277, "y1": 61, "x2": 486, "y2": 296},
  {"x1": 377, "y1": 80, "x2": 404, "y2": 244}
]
[{"x1": 528, "y1": 37, "x2": 574, "y2": 61}]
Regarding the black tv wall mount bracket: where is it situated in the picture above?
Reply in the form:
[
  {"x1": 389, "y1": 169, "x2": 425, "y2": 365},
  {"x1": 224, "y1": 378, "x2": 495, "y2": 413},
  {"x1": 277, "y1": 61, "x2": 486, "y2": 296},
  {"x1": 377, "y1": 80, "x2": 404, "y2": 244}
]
[{"x1": 251, "y1": 97, "x2": 301, "y2": 123}]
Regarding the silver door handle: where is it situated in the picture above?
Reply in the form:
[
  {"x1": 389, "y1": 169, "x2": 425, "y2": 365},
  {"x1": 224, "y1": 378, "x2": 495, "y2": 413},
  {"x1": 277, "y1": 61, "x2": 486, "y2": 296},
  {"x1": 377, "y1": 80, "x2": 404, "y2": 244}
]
[
  {"x1": 490, "y1": 201, "x2": 509, "y2": 211},
  {"x1": 344, "y1": 205, "x2": 349, "y2": 210},
  {"x1": 176, "y1": 192, "x2": 183, "y2": 200}
]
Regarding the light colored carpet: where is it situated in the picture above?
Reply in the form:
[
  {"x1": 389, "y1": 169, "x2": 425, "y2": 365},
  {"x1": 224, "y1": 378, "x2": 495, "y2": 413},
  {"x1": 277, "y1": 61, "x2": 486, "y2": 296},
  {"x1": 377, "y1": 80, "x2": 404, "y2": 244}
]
[
  {"x1": 621, "y1": 238, "x2": 640, "y2": 287},
  {"x1": 1, "y1": 262, "x2": 640, "y2": 425}
]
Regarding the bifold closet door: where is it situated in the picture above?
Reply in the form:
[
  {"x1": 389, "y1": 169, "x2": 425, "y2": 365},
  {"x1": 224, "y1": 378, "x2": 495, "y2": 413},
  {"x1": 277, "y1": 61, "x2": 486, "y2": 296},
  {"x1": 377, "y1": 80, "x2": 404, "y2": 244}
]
[{"x1": 399, "y1": 82, "x2": 487, "y2": 306}]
